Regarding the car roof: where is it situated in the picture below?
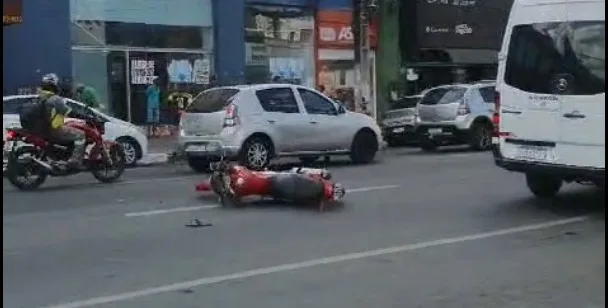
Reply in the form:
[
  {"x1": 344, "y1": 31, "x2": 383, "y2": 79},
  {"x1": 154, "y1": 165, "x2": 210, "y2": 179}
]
[{"x1": 3, "y1": 94, "x2": 87, "y2": 107}]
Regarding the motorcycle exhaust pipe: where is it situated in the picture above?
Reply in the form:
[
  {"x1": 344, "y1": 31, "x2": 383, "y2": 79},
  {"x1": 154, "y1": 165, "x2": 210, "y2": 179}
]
[{"x1": 30, "y1": 157, "x2": 54, "y2": 171}]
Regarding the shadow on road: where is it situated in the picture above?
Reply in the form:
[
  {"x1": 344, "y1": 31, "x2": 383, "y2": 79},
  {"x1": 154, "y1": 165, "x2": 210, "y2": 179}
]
[{"x1": 489, "y1": 186, "x2": 605, "y2": 220}]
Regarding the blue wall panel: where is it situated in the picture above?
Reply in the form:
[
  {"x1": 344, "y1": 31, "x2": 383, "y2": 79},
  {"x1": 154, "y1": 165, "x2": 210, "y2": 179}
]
[
  {"x1": 213, "y1": 0, "x2": 246, "y2": 85},
  {"x1": 3, "y1": 0, "x2": 72, "y2": 95},
  {"x1": 246, "y1": 0, "x2": 313, "y2": 7},
  {"x1": 317, "y1": 0, "x2": 352, "y2": 10}
]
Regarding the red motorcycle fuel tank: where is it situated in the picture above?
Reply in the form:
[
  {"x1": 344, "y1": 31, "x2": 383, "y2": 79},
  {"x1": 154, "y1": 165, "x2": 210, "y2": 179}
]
[{"x1": 229, "y1": 166, "x2": 272, "y2": 197}]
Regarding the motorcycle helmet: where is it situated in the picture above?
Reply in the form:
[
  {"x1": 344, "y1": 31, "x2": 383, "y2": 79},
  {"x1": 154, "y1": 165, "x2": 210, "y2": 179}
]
[{"x1": 41, "y1": 73, "x2": 60, "y2": 93}]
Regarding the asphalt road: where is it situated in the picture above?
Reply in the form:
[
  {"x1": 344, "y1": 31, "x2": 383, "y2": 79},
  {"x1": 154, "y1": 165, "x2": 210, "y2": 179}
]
[{"x1": 3, "y1": 147, "x2": 605, "y2": 308}]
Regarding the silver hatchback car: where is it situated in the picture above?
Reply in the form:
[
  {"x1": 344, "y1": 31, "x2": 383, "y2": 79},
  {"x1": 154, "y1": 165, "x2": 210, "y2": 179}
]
[
  {"x1": 416, "y1": 82, "x2": 496, "y2": 151},
  {"x1": 176, "y1": 84, "x2": 383, "y2": 171}
]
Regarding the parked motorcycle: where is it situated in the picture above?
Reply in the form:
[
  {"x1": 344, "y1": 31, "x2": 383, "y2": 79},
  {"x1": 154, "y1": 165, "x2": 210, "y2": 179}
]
[
  {"x1": 4, "y1": 114, "x2": 126, "y2": 190},
  {"x1": 195, "y1": 142, "x2": 346, "y2": 211}
]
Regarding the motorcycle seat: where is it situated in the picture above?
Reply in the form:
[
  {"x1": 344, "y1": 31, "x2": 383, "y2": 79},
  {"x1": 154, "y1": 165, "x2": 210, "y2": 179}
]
[
  {"x1": 11, "y1": 128, "x2": 73, "y2": 146},
  {"x1": 268, "y1": 173, "x2": 324, "y2": 202}
]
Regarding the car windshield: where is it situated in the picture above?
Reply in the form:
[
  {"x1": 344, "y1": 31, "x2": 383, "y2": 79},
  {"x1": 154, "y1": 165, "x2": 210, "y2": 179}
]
[
  {"x1": 419, "y1": 87, "x2": 467, "y2": 105},
  {"x1": 390, "y1": 97, "x2": 420, "y2": 110}
]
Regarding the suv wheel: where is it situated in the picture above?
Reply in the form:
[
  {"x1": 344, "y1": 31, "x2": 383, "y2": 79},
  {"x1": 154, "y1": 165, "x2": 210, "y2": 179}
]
[
  {"x1": 239, "y1": 137, "x2": 271, "y2": 170},
  {"x1": 469, "y1": 123, "x2": 492, "y2": 151},
  {"x1": 187, "y1": 157, "x2": 210, "y2": 173},
  {"x1": 525, "y1": 173, "x2": 562, "y2": 198},
  {"x1": 419, "y1": 136, "x2": 439, "y2": 152}
]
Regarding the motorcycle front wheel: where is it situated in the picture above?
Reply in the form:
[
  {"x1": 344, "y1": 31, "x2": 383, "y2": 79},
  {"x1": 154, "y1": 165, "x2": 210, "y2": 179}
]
[
  {"x1": 6, "y1": 146, "x2": 48, "y2": 191},
  {"x1": 91, "y1": 143, "x2": 126, "y2": 183}
]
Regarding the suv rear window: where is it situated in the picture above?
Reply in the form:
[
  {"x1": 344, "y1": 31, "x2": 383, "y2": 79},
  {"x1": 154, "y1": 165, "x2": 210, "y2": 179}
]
[
  {"x1": 186, "y1": 88, "x2": 240, "y2": 113},
  {"x1": 504, "y1": 21, "x2": 605, "y2": 95},
  {"x1": 419, "y1": 87, "x2": 466, "y2": 105},
  {"x1": 390, "y1": 96, "x2": 420, "y2": 110}
]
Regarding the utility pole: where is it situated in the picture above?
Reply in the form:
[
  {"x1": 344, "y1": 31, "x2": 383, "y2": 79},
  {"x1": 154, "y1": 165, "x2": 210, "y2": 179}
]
[{"x1": 352, "y1": 0, "x2": 378, "y2": 118}]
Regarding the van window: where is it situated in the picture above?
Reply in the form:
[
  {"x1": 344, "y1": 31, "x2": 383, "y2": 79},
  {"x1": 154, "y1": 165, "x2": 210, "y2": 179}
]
[
  {"x1": 419, "y1": 87, "x2": 467, "y2": 105},
  {"x1": 504, "y1": 21, "x2": 605, "y2": 95},
  {"x1": 186, "y1": 88, "x2": 240, "y2": 113}
]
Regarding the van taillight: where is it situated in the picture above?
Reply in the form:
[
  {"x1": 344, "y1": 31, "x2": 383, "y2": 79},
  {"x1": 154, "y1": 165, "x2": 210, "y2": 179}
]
[
  {"x1": 492, "y1": 91, "x2": 500, "y2": 137},
  {"x1": 223, "y1": 104, "x2": 239, "y2": 127}
]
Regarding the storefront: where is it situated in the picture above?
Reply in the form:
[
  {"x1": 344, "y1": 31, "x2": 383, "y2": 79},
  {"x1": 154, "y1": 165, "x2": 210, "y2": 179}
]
[
  {"x1": 315, "y1": 9, "x2": 377, "y2": 113},
  {"x1": 400, "y1": 0, "x2": 513, "y2": 94},
  {"x1": 244, "y1": 0, "x2": 316, "y2": 86},
  {"x1": 70, "y1": 0, "x2": 215, "y2": 125}
]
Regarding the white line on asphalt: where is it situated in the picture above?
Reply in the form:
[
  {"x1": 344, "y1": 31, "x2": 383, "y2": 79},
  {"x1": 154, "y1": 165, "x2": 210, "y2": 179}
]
[
  {"x1": 42, "y1": 216, "x2": 588, "y2": 308},
  {"x1": 123, "y1": 184, "x2": 400, "y2": 217},
  {"x1": 124, "y1": 205, "x2": 218, "y2": 217}
]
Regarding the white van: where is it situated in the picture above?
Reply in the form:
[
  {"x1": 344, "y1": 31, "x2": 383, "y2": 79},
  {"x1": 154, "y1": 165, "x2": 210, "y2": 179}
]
[{"x1": 493, "y1": 0, "x2": 605, "y2": 198}]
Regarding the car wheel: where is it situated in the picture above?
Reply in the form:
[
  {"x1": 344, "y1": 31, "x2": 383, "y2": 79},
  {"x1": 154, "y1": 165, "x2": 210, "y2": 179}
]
[
  {"x1": 468, "y1": 123, "x2": 492, "y2": 151},
  {"x1": 299, "y1": 156, "x2": 320, "y2": 165},
  {"x1": 349, "y1": 130, "x2": 378, "y2": 164},
  {"x1": 525, "y1": 173, "x2": 562, "y2": 198},
  {"x1": 117, "y1": 137, "x2": 141, "y2": 167},
  {"x1": 239, "y1": 137, "x2": 272, "y2": 170},
  {"x1": 188, "y1": 157, "x2": 210, "y2": 173},
  {"x1": 419, "y1": 137, "x2": 439, "y2": 152}
]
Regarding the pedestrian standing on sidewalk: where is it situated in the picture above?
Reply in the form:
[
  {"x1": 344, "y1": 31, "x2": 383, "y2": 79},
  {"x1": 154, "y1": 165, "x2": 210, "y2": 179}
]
[{"x1": 146, "y1": 78, "x2": 161, "y2": 136}]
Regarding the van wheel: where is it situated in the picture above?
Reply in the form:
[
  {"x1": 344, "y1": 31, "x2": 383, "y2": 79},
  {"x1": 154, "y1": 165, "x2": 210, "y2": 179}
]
[
  {"x1": 419, "y1": 137, "x2": 439, "y2": 152},
  {"x1": 469, "y1": 123, "x2": 492, "y2": 151},
  {"x1": 349, "y1": 130, "x2": 378, "y2": 164},
  {"x1": 187, "y1": 157, "x2": 210, "y2": 173},
  {"x1": 239, "y1": 137, "x2": 271, "y2": 170},
  {"x1": 526, "y1": 173, "x2": 562, "y2": 198}
]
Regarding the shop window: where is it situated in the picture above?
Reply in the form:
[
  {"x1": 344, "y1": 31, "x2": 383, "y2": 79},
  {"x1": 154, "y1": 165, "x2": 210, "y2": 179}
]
[
  {"x1": 244, "y1": 5, "x2": 314, "y2": 85},
  {"x1": 505, "y1": 21, "x2": 605, "y2": 95},
  {"x1": 256, "y1": 88, "x2": 300, "y2": 113}
]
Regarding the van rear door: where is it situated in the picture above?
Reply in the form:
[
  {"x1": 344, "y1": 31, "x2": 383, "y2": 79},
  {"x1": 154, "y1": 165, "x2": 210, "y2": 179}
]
[
  {"x1": 557, "y1": 4, "x2": 605, "y2": 168},
  {"x1": 498, "y1": 2, "x2": 567, "y2": 165}
]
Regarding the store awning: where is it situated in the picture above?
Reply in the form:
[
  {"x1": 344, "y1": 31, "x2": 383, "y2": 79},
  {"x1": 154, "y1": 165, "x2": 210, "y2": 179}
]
[{"x1": 3, "y1": 0, "x2": 23, "y2": 26}]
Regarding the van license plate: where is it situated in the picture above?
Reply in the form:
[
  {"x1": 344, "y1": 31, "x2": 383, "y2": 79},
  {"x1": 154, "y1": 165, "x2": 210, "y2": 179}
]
[
  {"x1": 392, "y1": 127, "x2": 405, "y2": 133},
  {"x1": 186, "y1": 144, "x2": 207, "y2": 152},
  {"x1": 515, "y1": 146, "x2": 555, "y2": 162},
  {"x1": 428, "y1": 128, "x2": 442, "y2": 135}
]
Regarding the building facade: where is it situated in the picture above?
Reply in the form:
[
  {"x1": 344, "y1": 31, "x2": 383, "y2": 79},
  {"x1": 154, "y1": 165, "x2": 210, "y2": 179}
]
[{"x1": 2, "y1": 0, "x2": 319, "y2": 125}]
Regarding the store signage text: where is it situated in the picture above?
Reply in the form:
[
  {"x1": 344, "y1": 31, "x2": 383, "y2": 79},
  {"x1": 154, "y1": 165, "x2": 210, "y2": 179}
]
[
  {"x1": 425, "y1": 0, "x2": 477, "y2": 6},
  {"x1": 319, "y1": 25, "x2": 354, "y2": 43},
  {"x1": 3, "y1": 0, "x2": 22, "y2": 25}
]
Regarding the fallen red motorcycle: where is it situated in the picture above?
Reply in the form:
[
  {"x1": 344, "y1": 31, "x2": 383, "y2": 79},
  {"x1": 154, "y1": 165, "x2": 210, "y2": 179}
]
[
  {"x1": 196, "y1": 160, "x2": 346, "y2": 211},
  {"x1": 4, "y1": 115, "x2": 126, "y2": 190}
]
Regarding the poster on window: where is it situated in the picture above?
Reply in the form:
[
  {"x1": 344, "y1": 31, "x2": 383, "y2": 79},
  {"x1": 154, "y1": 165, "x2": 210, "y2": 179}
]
[
  {"x1": 193, "y1": 58, "x2": 210, "y2": 85},
  {"x1": 130, "y1": 60, "x2": 157, "y2": 84}
]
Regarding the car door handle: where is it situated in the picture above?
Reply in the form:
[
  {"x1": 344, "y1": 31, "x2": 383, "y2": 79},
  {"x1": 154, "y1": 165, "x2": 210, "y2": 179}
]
[
  {"x1": 310, "y1": 121, "x2": 318, "y2": 124},
  {"x1": 267, "y1": 120, "x2": 276, "y2": 124},
  {"x1": 563, "y1": 113, "x2": 586, "y2": 119}
]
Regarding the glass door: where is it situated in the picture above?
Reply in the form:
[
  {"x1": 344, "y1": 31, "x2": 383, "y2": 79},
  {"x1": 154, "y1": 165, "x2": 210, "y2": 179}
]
[{"x1": 106, "y1": 51, "x2": 129, "y2": 121}]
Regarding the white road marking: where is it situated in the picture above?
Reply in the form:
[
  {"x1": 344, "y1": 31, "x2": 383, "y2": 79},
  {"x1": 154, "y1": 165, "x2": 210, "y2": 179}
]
[
  {"x1": 124, "y1": 205, "x2": 218, "y2": 217},
  {"x1": 42, "y1": 216, "x2": 588, "y2": 308},
  {"x1": 123, "y1": 184, "x2": 400, "y2": 217}
]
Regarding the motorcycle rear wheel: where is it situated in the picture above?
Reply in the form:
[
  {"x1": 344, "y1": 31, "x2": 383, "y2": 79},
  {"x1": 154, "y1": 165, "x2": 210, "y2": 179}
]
[
  {"x1": 6, "y1": 146, "x2": 48, "y2": 191},
  {"x1": 91, "y1": 143, "x2": 126, "y2": 183}
]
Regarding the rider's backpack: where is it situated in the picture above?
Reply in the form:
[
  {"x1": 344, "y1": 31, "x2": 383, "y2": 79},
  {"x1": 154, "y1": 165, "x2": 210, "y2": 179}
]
[{"x1": 19, "y1": 97, "x2": 47, "y2": 134}]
